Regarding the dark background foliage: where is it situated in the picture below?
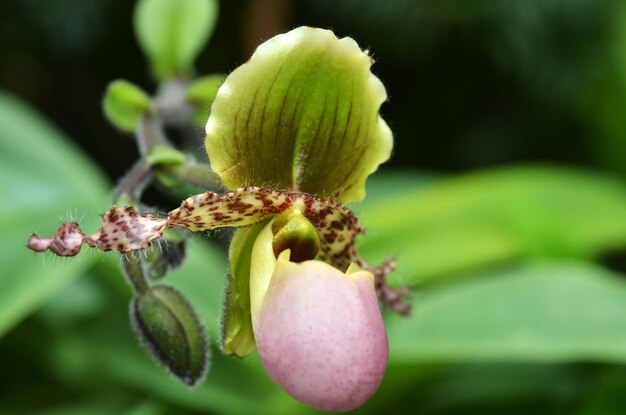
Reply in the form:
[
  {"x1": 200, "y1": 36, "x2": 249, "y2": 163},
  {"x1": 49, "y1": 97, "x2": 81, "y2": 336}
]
[
  {"x1": 1, "y1": 1, "x2": 626, "y2": 414},
  {"x1": 3, "y1": 0, "x2": 623, "y2": 178}
]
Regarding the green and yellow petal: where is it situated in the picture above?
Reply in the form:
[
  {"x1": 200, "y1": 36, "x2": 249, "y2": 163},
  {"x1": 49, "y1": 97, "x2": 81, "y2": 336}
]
[{"x1": 205, "y1": 26, "x2": 392, "y2": 203}]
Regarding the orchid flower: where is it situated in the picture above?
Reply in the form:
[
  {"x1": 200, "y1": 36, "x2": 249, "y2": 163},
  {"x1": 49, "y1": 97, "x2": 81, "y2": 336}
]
[{"x1": 28, "y1": 26, "x2": 409, "y2": 411}]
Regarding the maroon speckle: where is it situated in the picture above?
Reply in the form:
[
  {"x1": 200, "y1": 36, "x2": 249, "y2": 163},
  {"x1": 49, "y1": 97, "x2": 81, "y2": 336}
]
[
  {"x1": 324, "y1": 231, "x2": 337, "y2": 244},
  {"x1": 330, "y1": 221, "x2": 344, "y2": 230}
]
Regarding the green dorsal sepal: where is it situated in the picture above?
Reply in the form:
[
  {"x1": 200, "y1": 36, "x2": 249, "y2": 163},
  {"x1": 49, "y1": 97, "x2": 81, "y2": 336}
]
[{"x1": 205, "y1": 26, "x2": 393, "y2": 203}]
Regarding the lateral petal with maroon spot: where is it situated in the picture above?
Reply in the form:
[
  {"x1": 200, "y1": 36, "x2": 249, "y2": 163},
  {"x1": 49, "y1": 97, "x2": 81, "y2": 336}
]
[{"x1": 28, "y1": 186, "x2": 408, "y2": 312}]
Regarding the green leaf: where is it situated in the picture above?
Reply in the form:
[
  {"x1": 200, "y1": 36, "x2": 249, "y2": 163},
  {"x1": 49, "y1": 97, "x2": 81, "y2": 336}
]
[
  {"x1": 347, "y1": 363, "x2": 591, "y2": 415},
  {"x1": 154, "y1": 163, "x2": 221, "y2": 194},
  {"x1": 206, "y1": 26, "x2": 392, "y2": 203},
  {"x1": 578, "y1": 366, "x2": 626, "y2": 415},
  {"x1": 122, "y1": 401, "x2": 166, "y2": 415},
  {"x1": 186, "y1": 74, "x2": 226, "y2": 127},
  {"x1": 364, "y1": 169, "x2": 439, "y2": 204},
  {"x1": 102, "y1": 80, "x2": 152, "y2": 132},
  {"x1": 74, "y1": 334, "x2": 275, "y2": 415},
  {"x1": 146, "y1": 144, "x2": 186, "y2": 166},
  {"x1": 0, "y1": 90, "x2": 109, "y2": 337},
  {"x1": 187, "y1": 75, "x2": 226, "y2": 105},
  {"x1": 359, "y1": 166, "x2": 626, "y2": 285},
  {"x1": 387, "y1": 262, "x2": 626, "y2": 363},
  {"x1": 134, "y1": 0, "x2": 219, "y2": 80}
]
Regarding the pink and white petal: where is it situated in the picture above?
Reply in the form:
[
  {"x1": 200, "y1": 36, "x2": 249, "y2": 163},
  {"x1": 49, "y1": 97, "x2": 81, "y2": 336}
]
[{"x1": 254, "y1": 257, "x2": 388, "y2": 412}]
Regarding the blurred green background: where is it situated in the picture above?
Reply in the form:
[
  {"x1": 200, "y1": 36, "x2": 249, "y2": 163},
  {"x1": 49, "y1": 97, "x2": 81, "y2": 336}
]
[{"x1": 1, "y1": 0, "x2": 626, "y2": 414}]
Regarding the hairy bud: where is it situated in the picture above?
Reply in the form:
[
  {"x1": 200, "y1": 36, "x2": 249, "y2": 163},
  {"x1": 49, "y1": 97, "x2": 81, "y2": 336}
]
[{"x1": 131, "y1": 285, "x2": 208, "y2": 385}]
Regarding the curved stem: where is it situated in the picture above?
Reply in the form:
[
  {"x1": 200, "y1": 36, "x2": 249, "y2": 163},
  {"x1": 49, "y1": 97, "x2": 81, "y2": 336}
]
[
  {"x1": 122, "y1": 253, "x2": 150, "y2": 295},
  {"x1": 137, "y1": 114, "x2": 168, "y2": 157},
  {"x1": 111, "y1": 159, "x2": 153, "y2": 203}
]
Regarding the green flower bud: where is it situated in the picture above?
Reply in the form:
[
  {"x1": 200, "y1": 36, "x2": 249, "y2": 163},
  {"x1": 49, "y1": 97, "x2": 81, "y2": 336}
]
[
  {"x1": 144, "y1": 239, "x2": 187, "y2": 281},
  {"x1": 187, "y1": 74, "x2": 226, "y2": 127},
  {"x1": 146, "y1": 144, "x2": 187, "y2": 167},
  {"x1": 103, "y1": 80, "x2": 152, "y2": 132},
  {"x1": 134, "y1": 0, "x2": 218, "y2": 80},
  {"x1": 131, "y1": 285, "x2": 209, "y2": 385}
]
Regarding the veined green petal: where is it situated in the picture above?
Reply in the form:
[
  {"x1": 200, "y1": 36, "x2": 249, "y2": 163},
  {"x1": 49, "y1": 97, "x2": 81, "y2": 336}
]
[
  {"x1": 221, "y1": 221, "x2": 267, "y2": 357},
  {"x1": 205, "y1": 26, "x2": 392, "y2": 203},
  {"x1": 249, "y1": 220, "x2": 278, "y2": 329}
]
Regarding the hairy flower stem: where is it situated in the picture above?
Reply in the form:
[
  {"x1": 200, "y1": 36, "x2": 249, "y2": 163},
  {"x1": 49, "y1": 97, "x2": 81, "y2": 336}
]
[
  {"x1": 137, "y1": 114, "x2": 169, "y2": 157},
  {"x1": 112, "y1": 113, "x2": 168, "y2": 203},
  {"x1": 111, "y1": 159, "x2": 154, "y2": 203},
  {"x1": 154, "y1": 80, "x2": 195, "y2": 126},
  {"x1": 122, "y1": 253, "x2": 150, "y2": 295}
]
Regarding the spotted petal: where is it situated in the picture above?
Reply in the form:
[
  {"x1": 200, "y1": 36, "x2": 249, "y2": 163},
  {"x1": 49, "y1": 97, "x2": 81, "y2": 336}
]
[{"x1": 28, "y1": 186, "x2": 408, "y2": 312}]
